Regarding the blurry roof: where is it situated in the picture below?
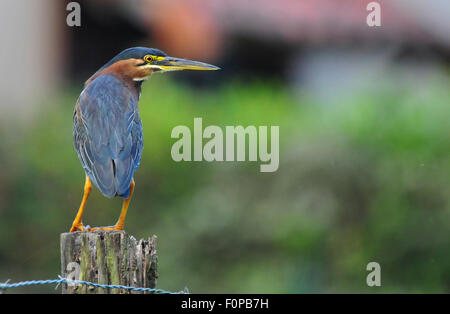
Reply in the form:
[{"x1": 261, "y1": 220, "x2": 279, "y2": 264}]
[
  {"x1": 203, "y1": 0, "x2": 438, "y2": 44},
  {"x1": 97, "y1": 0, "x2": 450, "y2": 56}
]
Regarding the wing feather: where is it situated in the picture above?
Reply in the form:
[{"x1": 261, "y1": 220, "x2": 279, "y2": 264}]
[{"x1": 73, "y1": 75, "x2": 143, "y2": 198}]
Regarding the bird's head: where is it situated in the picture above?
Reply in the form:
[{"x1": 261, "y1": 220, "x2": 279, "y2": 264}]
[{"x1": 96, "y1": 47, "x2": 220, "y2": 83}]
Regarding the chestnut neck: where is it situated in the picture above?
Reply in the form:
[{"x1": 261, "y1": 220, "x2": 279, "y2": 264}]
[{"x1": 85, "y1": 59, "x2": 150, "y2": 100}]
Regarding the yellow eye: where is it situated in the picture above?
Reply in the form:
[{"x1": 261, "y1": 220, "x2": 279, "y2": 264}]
[{"x1": 144, "y1": 55, "x2": 154, "y2": 63}]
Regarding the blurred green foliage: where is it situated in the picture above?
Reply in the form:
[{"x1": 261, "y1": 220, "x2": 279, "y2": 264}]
[{"x1": 0, "y1": 75, "x2": 449, "y2": 293}]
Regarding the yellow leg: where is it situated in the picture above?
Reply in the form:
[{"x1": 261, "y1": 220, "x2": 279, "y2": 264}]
[
  {"x1": 88, "y1": 179, "x2": 135, "y2": 232},
  {"x1": 69, "y1": 176, "x2": 92, "y2": 232},
  {"x1": 115, "y1": 178, "x2": 135, "y2": 230}
]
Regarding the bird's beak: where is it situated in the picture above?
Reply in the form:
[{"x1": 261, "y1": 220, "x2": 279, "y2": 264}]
[{"x1": 152, "y1": 57, "x2": 220, "y2": 72}]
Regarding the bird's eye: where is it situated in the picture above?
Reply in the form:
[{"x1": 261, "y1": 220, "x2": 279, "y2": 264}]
[{"x1": 144, "y1": 55, "x2": 154, "y2": 63}]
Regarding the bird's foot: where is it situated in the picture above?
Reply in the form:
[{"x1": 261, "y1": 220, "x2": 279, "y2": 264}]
[
  {"x1": 69, "y1": 222, "x2": 86, "y2": 232},
  {"x1": 86, "y1": 225, "x2": 124, "y2": 232}
]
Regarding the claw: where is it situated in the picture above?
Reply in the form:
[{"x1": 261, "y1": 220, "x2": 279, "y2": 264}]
[
  {"x1": 87, "y1": 225, "x2": 124, "y2": 232},
  {"x1": 69, "y1": 223, "x2": 86, "y2": 232}
]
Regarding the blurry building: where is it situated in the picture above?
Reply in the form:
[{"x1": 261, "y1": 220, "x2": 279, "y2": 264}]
[{"x1": 0, "y1": 0, "x2": 64, "y2": 118}]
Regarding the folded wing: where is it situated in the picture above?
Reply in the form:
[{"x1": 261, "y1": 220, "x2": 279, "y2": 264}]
[{"x1": 73, "y1": 75, "x2": 143, "y2": 198}]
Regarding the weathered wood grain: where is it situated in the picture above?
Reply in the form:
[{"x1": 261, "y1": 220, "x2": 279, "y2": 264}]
[{"x1": 60, "y1": 231, "x2": 158, "y2": 294}]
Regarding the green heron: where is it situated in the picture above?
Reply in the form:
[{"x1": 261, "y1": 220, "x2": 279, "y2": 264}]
[{"x1": 70, "y1": 47, "x2": 219, "y2": 232}]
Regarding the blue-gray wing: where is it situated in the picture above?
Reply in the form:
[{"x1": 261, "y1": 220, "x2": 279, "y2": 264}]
[{"x1": 73, "y1": 74, "x2": 143, "y2": 198}]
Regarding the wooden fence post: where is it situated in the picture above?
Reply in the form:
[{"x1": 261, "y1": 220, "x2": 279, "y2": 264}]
[{"x1": 60, "y1": 231, "x2": 158, "y2": 294}]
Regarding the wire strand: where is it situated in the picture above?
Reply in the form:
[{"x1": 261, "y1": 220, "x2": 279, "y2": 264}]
[{"x1": 0, "y1": 276, "x2": 187, "y2": 294}]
